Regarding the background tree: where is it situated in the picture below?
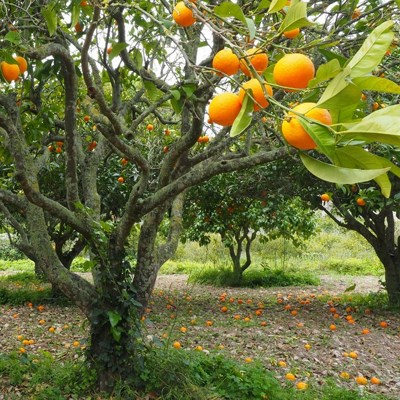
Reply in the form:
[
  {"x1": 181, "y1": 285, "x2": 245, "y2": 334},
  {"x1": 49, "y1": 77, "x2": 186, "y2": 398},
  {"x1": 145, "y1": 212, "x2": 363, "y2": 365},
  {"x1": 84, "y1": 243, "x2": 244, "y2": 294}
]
[
  {"x1": 182, "y1": 168, "x2": 315, "y2": 284},
  {"x1": 0, "y1": 0, "x2": 399, "y2": 392}
]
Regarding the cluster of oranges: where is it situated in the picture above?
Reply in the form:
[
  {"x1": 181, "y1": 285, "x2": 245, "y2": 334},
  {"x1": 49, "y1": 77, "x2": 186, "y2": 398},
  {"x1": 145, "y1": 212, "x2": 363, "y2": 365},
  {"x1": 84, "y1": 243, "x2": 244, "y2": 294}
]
[
  {"x1": 1, "y1": 55, "x2": 28, "y2": 82},
  {"x1": 171, "y1": 2, "x2": 332, "y2": 151}
]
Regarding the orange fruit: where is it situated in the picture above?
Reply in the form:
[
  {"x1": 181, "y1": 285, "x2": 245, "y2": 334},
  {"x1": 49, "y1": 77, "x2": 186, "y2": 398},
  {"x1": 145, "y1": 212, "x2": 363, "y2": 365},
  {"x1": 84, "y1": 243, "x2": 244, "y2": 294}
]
[
  {"x1": 195, "y1": 345, "x2": 203, "y2": 351},
  {"x1": 212, "y1": 48, "x2": 240, "y2": 76},
  {"x1": 304, "y1": 343, "x2": 311, "y2": 350},
  {"x1": 351, "y1": 8, "x2": 361, "y2": 19},
  {"x1": 146, "y1": 123, "x2": 154, "y2": 131},
  {"x1": 240, "y1": 48, "x2": 269, "y2": 77},
  {"x1": 238, "y1": 79, "x2": 273, "y2": 111},
  {"x1": 244, "y1": 357, "x2": 253, "y2": 363},
  {"x1": 285, "y1": 373, "x2": 296, "y2": 381},
  {"x1": 80, "y1": 0, "x2": 88, "y2": 5},
  {"x1": 117, "y1": 176, "x2": 125, "y2": 183},
  {"x1": 340, "y1": 371, "x2": 350, "y2": 379},
  {"x1": 208, "y1": 92, "x2": 242, "y2": 127},
  {"x1": 361, "y1": 93, "x2": 367, "y2": 101},
  {"x1": 372, "y1": 102, "x2": 379, "y2": 111},
  {"x1": 163, "y1": 146, "x2": 169, "y2": 154},
  {"x1": 48, "y1": 327, "x2": 55, "y2": 333},
  {"x1": 296, "y1": 382, "x2": 308, "y2": 390},
  {"x1": 278, "y1": 360, "x2": 287, "y2": 367},
  {"x1": 356, "y1": 198, "x2": 366, "y2": 206},
  {"x1": 164, "y1": 128, "x2": 171, "y2": 136},
  {"x1": 355, "y1": 376, "x2": 368, "y2": 385},
  {"x1": 206, "y1": 320, "x2": 213, "y2": 326},
  {"x1": 221, "y1": 306, "x2": 228, "y2": 312},
  {"x1": 348, "y1": 351, "x2": 358, "y2": 359},
  {"x1": 19, "y1": 347, "x2": 26, "y2": 354},
  {"x1": 13, "y1": 56, "x2": 28, "y2": 74},
  {"x1": 173, "y1": 341, "x2": 182, "y2": 349},
  {"x1": 370, "y1": 376, "x2": 381, "y2": 385},
  {"x1": 283, "y1": 28, "x2": 300, "y2": 39},
  {"x1": 55, "y1": 147, "x2": 62, "y2": 153},
  {"x1": 361, "y1": 328, "x2": 370, "y2": 335},
  {"x1": 1, "y1": 61, "x2": 20, "y2": 82},
  {"x1": 379, "y1": 321, "x2": 388, "y2": 328},
  {"x1": 75, "y1": 22, "x2": 83, "y2": 33},
  {"x1": 180, "y1": 326, "x2": 187, "y2": 333},
  {"x1": 84, "y1": 115, "x2": 90, "y2": 122},
  {"x1": 173, "y1": 1, "x2": 196, "y2": 27},
  {"x1": 107, "y1": 47, "x2": 112, "y2": 55},
  {"x1": 121, "y1": 158, "x2": 128, "y2": 166},
  {"x1": 281, "y1": 102, "x2": 332, "y2": 150},
  {"x1": 320, "y1": 193, "x2": 330, "y2": 202},
  {"x1": 273, "y1": 53, "x2": 315, "y2": 91},
  {"x1": 329, "y1": 324, "x2": 337, "y2": 331}
]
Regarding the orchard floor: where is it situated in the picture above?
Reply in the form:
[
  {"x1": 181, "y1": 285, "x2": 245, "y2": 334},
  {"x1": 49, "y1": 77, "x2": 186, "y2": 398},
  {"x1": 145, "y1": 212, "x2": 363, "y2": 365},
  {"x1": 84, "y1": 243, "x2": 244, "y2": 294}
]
[{"x1": 1, "y1": 273, "x2": 400, "y2": 399}]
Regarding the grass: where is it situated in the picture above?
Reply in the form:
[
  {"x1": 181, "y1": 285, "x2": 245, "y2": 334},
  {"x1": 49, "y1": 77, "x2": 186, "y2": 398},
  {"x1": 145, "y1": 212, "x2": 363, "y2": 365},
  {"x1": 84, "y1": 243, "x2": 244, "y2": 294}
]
[{"x1": 0, "y1": 349, "x2": 390, "y2": 400}]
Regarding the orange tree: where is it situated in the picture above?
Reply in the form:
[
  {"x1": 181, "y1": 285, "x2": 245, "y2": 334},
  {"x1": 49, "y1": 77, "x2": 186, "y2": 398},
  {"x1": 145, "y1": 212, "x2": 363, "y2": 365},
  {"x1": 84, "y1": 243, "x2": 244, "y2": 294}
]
[
  {"x1": 182, "y1": 169, "x2": 315, "y2": 284},
  {"x1": 0, "y1": 0, "x2": 400, "y2": 391}
]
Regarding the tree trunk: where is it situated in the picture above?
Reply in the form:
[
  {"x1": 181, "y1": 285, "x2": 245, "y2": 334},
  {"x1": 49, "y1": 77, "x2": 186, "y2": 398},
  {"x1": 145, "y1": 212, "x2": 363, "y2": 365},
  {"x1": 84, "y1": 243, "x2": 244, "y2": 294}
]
[
  {"x1": 229, "y1": 245, "x2": 243, "y2": 285},
  {"x1": 374, "y1": 248, "x2": 400, "y2": 306}
]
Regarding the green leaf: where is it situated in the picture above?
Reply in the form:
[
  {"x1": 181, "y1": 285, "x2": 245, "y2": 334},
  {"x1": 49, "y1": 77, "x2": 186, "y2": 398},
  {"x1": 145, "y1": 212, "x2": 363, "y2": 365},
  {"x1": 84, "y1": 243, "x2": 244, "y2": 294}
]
[
  {"x1": 71, "y1": 2, "x2": 80, "y2": 29},
  {"x1": 300, "y1": 153, "x2": 390, "y2": 185},
  {"x1": 318, "y1": 49, "x2": 348, "y2": 67},
  {"x1": 42, "y1": 4, "x2": 58, "y2": 36},
  {"x1": 334, "y1": 147, "x2": 400, "y2": 197},
  {"x1": 297, "y1": 118, "x2": 336, "y2": 159},
  {"x1": 256, "y1": 0, "x2": 271, "y2": 11},
  {"x1": 4, "y1": 31, "x2": 21, "y2": 44},
  {"x1": 344, "y1": 283, "x2": 356, "y2": 292},
  {"x1": 131, "y1": 49, "x2": 143, "y2": 69},
  {"x1": 268, "y1": 0, "x2": 288, "y2": 13},
  {"x1": 317, "y1": 68, "x2": 361, "y2": 119},
  {"x1": 143, "y1": 80, "x2": 163, "y2": 101},
  {"x1": 396, "y1": 0, "x2": 400, "y2": 9},
  {"x1": 182, "y1": 83, "x2": 197, "y2": 99},
  {"x1": 352, "y1": 76, "x2": 400, "y2": 94},
  {"x1": 107, "y1": 310, "x2": 122, "y2": 328},
  {"x1": 347, "y1": 21, "x2": 394, "y2": 78},
  {"x1": 214, "y1": 1, "x2": 255, "y2": 38},
  {"x1": 108, "y1": 42, "x2": 128, "y2": 61},
  {"x1": 309, "y1": 59, "x2": 341, "y2": 87},
  {"x1": 339, "y1": 105, "x2": 400, "y2": 146},
  {"x1": 245, "y1": 17, "x2": 257, "y2": 41},
  {"x1": 110, "y1": 326, "x2": 122, "y2": 342},
  {"x1": 214, "y1": 2, "x2": 247, "y2": 24},
  {"x1": 279, "y1": 1, "x2": 313, "y2": 32},
  {"x1": 230, "y1": 92, "x2": 253, "y2": 137}
]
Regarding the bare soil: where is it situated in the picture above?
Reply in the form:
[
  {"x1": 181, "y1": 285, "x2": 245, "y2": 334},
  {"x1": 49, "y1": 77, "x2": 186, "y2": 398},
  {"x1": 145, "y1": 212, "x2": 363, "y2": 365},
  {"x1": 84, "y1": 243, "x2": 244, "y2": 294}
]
[{"x1": 1, "y1": 272, "x2": 399, "y2": 398}]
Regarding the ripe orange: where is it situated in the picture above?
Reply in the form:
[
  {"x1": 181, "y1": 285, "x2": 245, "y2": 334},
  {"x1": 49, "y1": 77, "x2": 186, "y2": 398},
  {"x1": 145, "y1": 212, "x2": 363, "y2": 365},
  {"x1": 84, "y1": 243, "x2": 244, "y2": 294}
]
[
  {"x1": 348, "y1": 351, "x2": 358, "y2": 359},
  {"x1": 340, "y1": 371, "x2": 350, "y2": 379},
  {"x1": 240, "y1": 48, "x2": 269, "y2": 77},
  {"x1": 361, "y1": 328, "x2": 370, "y2": 335},
  {"x1": 370, "y1": 376, "x2": 381, "y2": 385},
  {"x1": 13, "y1": 56, "x2": 28, "y2": 74},
  {"x1": 180, "y1": 326, "x2": 187, "y2": 333},
  {"x1": 361, "y1": 93, "x2": 367, "y2": 101},
  {"x1": 146, "y1": 123, "x2": 154, "y2": 131},
  {"x1": 84, "y1": 115, "x2": 90, "y2": 122},
  {"x1": 285, "y1": 373, "x2": 296, "y2": 381},
  {"x1": 48, "y1": 327, "x2": 55, "y2": 333},
  {"x1": 278, "y1": 360, "x2": 287, "y2": 367},
  {"x1": 163, "y1": 146, "x2": 169, "y2": 154},
  {"x1": 221, "y1": 306, "x2": 228, "y2": 312},
  {"x1": 107, "y1": 47, "x2": 112, "y2": 55},
  {"x1": 238, "y1": 79, "x2": 273, "y2": 111},
  {"x1": 320, "y1": 193, "x2": 330, "y2": 202},
  {"x1": 281, "y1": 102, "x2": 332, "y2": 150},
  {"x1": 173, "y1": 341, "x2": 182, "y2": 349},
  {"x1": 205, "y1": 320, "x2": 213, "y2": 326},
  {"x1": 87, "y1": 141, "x2": 97, "y2": 151},
  {"x1": 329, "y1": 324, "x2": 337, "y2": 331},
  {"x1": 1, "y1": 61, "x2": 20, "y2": 82},
  {"x1": 356, "y1": 198, "x2": 366, "y2": 206},
  {"x1": 283, "y1": 28, "x2": 300, "y2": 39},
  {"x1": 55, "y1": 147, "x2": 62, "y2": 154},
  {"x1": 117, "y1": 176, "x2": 125, "y2": 183},
  {"x1": 273, "y1": 53, "x2": 315, "y2": 91},
  {"x1": 212, "y1": 48, "x2": 240, "y2": 76},
  {"x1": 121, "y1": 158, "x2": 128, "y2": 166},
  {"x1": 173, "y1": 2, "x2": 196, "y2": 27},
  {"x1": 75, "y1": 22, "x2": 83, "y2": 33},
  {"x1": 197, "y1": 135, "x2": 209, "y2": 143},
  {"x1": 351, "y1": 8, "x2": 361, "y2": 19},
  {"x1": 208, "y1": 92, "x2": 242, "y2": 127},
  {"x1": 296, "y1": 382, "x2": 308, "y2": 390},
  {"x1": 379, "y1": 321, "x2": 388, "y2": 328},
  {"x1": 372, "y1": 102, "x2": 379, "y2": 111},
  {"x1": 73, "y1": 340, "x2": 80, "y2": 347},
  {"x1": 244, "y1": 357, "x2": 253, "y2": 363},
  {"x1": 355, "y1": 376, "x2": 368, "y2": 385},
  {"x1": 195, "y1": 345, "x2": 203, "y2": 351},
  {"x1": 304, "y1": 343, "x2": 311, "y2": 350},
  {"x1": 164, "y1": 128, "x2": 171, "y2": 136}
]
